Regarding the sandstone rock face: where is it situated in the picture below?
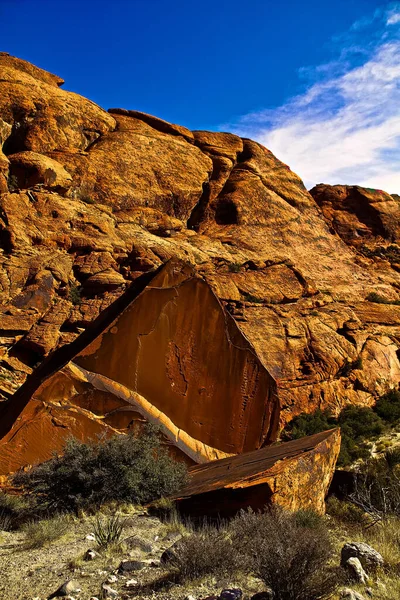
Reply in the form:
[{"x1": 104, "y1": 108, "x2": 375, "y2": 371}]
[
  {"x1": 0, "y1": 55, "x2": 400, "y2": 474},
  {"x1": 0, "y1": 260, "x2": 279, "y2": 474}
]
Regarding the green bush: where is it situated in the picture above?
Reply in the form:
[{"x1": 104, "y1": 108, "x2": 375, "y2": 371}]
[
  {"x1": 228, "y1": 262, "x2": 242, "y2": 273},
  {"x1": 283, "y1": 406, "x2": 384, "y2": 467},
  {"x1": 68, "y1": 283, "x2": 82, "y2": 306},
  {"x1": 375, "y1": 389, "x2": 400, "y2": 423},
  {"x1": 282, "y1": 409, "x2": 336, "y2": 441},
  {"x1": 326, "y1": 496, "x2": 366, "y2": 525},
  {"x1": 229, "y1": 507, "x2": 338, "y2": 600},
  {"x1": 13, "y1": 425, "x2": 188, "y2": 514}
]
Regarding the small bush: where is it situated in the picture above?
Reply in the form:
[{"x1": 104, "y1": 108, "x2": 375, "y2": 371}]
[
  {"x1": 230, "y1": 507, "x2": 338, "y2": 600},
  {"x1": 169, "y1": 523, "x2": 235, "y2": 581},
  {"x1": 22, "y1": 514, "x2": 69, "y2": 549},
  {"x1": 349, "y1": 454, "x2": 400, "y2": 519},
  {"x1": 13, "y1": 425, "x2": 188, "y2": 514},
  {"x1": 228, "y1": 262, "x2": 242, "y2": 273},
  {"x1": 242, "y1": 292, "x2": 264, "y2": 303},
  {"x1": 68, "y1": 284, "x2": 82, "y2": 306},
  {"x1": 326, "y1": 496, "x2": 366, "y2": 525},
  {"x1": 0, "y1": 492, "x2": 30, "y2": 531},
  {"x1": 366, "y1": 292, "x2": 389, "y2": 304},
  {"x1": 93, "y1": 514, "x2": 123, "y2": 549}
]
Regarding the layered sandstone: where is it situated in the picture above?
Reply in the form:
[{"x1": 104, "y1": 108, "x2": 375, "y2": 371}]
[{"x1": 0, "y1": 55, "x2": 400, "y2": 474}]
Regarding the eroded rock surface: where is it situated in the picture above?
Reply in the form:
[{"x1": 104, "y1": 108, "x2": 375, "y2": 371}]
[{"x1": 0, "y1": 55, "x2": 400, "y2": 474}]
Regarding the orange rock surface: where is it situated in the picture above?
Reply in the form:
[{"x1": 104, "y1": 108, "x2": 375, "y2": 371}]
[
  {"x1": 0, "y1": 54, "x2": 400, "y2": 476},
  {"x1": 173, "y1": 429, "x2": 341, "y2": 516}
]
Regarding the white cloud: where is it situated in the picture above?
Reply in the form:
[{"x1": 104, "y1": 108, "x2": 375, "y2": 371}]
[{"x1": 225, "y1": 5, "x2": 400, "y2": 193}]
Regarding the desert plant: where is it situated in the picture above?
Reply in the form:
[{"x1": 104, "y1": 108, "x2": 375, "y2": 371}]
[
  {"x1": 242, "y1": 292, "x2": 264, "y2": 303},
  {"x1": 169, "y1": 522, "x2": 235, "y2": 580},
  {"x1": 375, "y1": 389, "x2": 400, "y2": 423},
  {"x1": 349, "y1": 453, "x2": 400, "y2": 521},
  {"x1": 0, "y1": 492, "x2": 30, "y2": 530},
  {"x1": 283, "y1": 406, "x2": 384, "y2": 466},
  {"x1": 230, "y1": 507, "x2": 338, "y2": 600},
  {"x1": 93, "y1": 514, "x2": 123, "y2": 548},
  {"x1": 13, "y1": 424, "x2": 188, "y2": 513},
  {"x1": 366, "y1": 292, "x2": 389, "y2": 304},
  {"x1": 68, "y1": 283, "x2": 82, "y2": 306},
  {"x1": 22, "y1": 514, "x2": 70, "y2": 549},
  {"x1": 228, "y1": 262, "x2": 242, "y2": 273}
]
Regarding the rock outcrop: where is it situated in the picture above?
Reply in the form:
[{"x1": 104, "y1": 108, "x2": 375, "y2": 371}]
[
  {"x1": 172, "y1": 429, "x2": 341, "y2": 516},
  {"x1": 1, "y1": 54, "x2": 400, "y2": 477}
]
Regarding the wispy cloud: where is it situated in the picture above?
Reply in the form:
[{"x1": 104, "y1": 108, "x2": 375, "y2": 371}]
[{"x1": 225, "y1": 3, "x2": 400, "y2": 193}]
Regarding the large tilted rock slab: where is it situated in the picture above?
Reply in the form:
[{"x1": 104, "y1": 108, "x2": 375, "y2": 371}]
[
  {"x1": 172, "y1": 429, "x2": 341, "y2": 516},
  {"x1": 0, "y1": 54, "x2": 400, "y2": 466},
  {"x1": 0, "y1": 260, "x2": 279, "y2": 474}
]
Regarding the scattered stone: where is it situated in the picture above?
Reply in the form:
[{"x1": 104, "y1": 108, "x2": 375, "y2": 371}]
[
  {"x1": 341, "y1": 543, "x2": 384, "y2": 571},
  {"x1": 106, "y1": 575, "x2": 118, "y2": 584},
  {"x1": 125, "y1": 535, "x2": 153, "y2": 553},
  {"x1": 220, "y1": 590, "x2": 243, "y2": 600},
  {"x1": 100, "y1": 583, "x2": 118, "y2": 598},
  {"x1": 125, "y1": 579, "x2": 138, "y2": 589},
  {"x1": 340, "y1": 588, "x2": 366, "y2": 600},
  {"x1": 346, "y1": 556, "x2": 369, "y2": 584},
  {"x1": 86, "y1": 534, "x2": 96, "y2": 541},
  {"x1": 90, "y1": 598, "x2": 99, "y2": 600},
  {"x1": 47, "y1": 580, "x2": 81, "y2": 599},
  {"x1": 84, "y1": 549, "x2": 98, "y2": 561},
  {"x1": 118, "y1": 559, "x2": 147, "y2": 573},
  {"x1": 184, "y1": 596, "x2": 196, "y2": 600},
  {"x1": 160, "y1": 541, "x2": 180, "y2": 564}
]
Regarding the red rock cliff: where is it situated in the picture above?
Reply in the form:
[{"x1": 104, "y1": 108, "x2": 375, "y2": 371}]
[{"x1": 1, "y1": 55, "x2": 400, "y2": 472}]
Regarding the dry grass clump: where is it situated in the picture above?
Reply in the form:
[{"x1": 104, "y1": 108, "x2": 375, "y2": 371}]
[
  {"x1": 22, "y1": 514, "x2": 70, "y2": 549},
  {"x1": 169, "y1": 522, "x2": 234, "y2": 581}
]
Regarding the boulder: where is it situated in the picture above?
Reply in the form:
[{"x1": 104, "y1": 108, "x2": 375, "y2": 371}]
[
  {"x1": 341, "y1": 542, "x2": 384, "y2": 571},
  {"x1": 345, "y1": 556, "x2": 369, "y2": 584}
]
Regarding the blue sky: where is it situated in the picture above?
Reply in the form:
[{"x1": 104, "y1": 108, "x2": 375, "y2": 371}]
[{"x1": 1, "y1": 0, "x2": 400, "y2": 190}]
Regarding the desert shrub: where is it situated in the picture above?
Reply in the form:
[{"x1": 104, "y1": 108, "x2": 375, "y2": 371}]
[
  {"x1": 366, "y1": 292, "x2": 389, "y2": 304},
  {"x1": 326, "y1": 496, "x2": 366, "y2": 525},
  {"x1": 228, "y1": 262, "x2": 242, "y2": 273},
  {"x1": 349, "y1": 452, "x2": 400, "y2": 520},
  {"x1": 0, "y1": 492, "x2": 30, "y2": 530},
  {"x1": 93, "y1": 514, "x2": 123, "y2": 548},
  {"x1": 169, "y1": 523, "x2": 235, "y2": 580},
  {"x1": 375, "y1": 389, "x2": 400, "y2": 423},
  {"x1": 22, "y1": 514, "x2": 70, "y2": 549},
  {"x1": 242, "y1": 292, "x2": 264, "y2": 303},
  {"x1": 338, "y1": 406, "x2": 383, "y2": 466},
  {"x1": 229, "y1": 507, "x2": 338, "y2": 600},
  {"x1": 13, "y1": 425, "x2": 188, "y2": 514},
  {"x1": 68, "y1": 283, "x2": 82, "y2": 306},
  {"x1": 282, "y1": 409, "x2": 335, "y2": 441},
  {"x1": 283, "y1": 406, "x2": 384, "y2": 466}
]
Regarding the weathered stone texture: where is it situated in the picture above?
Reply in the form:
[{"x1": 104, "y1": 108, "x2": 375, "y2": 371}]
[{"x1": 1, "y1": 55, "x2": 400, "y2": 474}]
